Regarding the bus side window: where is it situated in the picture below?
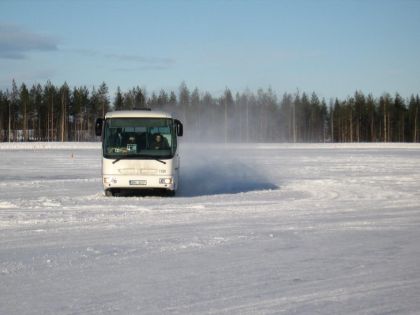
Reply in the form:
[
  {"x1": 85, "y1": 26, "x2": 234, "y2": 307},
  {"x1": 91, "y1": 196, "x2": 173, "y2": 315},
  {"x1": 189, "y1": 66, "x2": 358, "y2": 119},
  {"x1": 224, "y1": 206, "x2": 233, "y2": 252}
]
[{"x1": 163, "y1": 134, "x2": 171, "y2": 147}]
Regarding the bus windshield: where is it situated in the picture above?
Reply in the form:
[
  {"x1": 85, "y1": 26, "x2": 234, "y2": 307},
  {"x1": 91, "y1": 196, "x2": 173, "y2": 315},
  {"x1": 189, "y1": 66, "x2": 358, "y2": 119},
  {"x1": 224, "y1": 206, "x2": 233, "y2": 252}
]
[{"x1": 103, "y1": 118, "x2": 176, "y2": 159}]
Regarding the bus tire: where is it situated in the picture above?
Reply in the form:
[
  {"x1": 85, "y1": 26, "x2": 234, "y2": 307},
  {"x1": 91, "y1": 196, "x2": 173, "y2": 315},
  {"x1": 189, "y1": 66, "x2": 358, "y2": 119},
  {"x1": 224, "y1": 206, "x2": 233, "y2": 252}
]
[
  {"x1": 105, "y1": 189, "x2": 114, "y2": 197},
  {"x1": 166, "y1": 190, "x2": 176, "y2": 197}
]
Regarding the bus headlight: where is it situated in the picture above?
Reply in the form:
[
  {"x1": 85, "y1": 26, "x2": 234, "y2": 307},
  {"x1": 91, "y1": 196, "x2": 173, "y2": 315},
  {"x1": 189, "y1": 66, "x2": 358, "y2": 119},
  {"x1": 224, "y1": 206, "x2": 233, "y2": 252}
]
[
  {"x1": 104, "y1": 176, "x2": 117, "y2": 184},
  {"x1": 159, "y1": 178, "x2": 173, "y2": 185}
]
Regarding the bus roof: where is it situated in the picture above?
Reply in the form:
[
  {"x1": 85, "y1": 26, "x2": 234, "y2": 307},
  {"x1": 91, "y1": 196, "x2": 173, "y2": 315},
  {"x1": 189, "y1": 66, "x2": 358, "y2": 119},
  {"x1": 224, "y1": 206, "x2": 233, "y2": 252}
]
[{"x1": 105, "y1": 110, "x2": 173, "y2": 119}]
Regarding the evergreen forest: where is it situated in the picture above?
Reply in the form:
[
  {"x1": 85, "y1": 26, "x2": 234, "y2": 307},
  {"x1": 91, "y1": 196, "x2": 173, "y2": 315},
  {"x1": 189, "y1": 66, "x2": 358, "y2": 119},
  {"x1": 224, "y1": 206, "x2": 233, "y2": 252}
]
[{"x1": 0, "y1": 80, "x2": 419, "y2": 143}]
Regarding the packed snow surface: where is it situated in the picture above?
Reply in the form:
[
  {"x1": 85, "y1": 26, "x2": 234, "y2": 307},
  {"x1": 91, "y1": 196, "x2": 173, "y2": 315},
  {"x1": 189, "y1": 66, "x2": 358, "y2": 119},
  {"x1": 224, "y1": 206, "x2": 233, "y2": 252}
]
[{"x1": 1, "y1": 142, "x2": 420, "y2": 314}]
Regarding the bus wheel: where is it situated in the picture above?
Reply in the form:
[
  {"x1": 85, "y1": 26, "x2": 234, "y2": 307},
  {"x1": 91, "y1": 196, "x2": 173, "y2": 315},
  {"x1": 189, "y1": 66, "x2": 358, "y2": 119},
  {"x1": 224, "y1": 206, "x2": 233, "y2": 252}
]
[
  {"x1": 105, "y1": 189, "x2": 114, "y2": 197},
  {"x1": 166, "y1": 190, "x2": 176, "y2": 197}
]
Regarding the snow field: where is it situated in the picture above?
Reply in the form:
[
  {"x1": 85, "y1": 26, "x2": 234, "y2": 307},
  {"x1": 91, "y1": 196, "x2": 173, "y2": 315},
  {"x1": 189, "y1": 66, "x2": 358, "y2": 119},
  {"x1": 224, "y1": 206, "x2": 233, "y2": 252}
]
[{"x1": 1, "y1": 143, "x2": 420, "y2": 314}]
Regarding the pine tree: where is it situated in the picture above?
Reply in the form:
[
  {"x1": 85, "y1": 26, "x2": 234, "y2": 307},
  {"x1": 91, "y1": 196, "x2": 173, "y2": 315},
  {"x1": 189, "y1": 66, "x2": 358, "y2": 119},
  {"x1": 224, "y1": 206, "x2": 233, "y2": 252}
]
[
  {"x1": 71, "y1": 86, "x2": 90, "y2": 141},
  {"x1": 147, "y1": 92, "x2": 158, "y2": 109},
  {"x1": 97, "y1": 82, "x2": 110, "y2": 117},
  {"x1": 310, "y1": 92, "x2": 321, "y2": 142},
  {"x1": 157, "y1": 89, "x2": 169, "y2": 109},
  {"x1": 380, "y1": 94, "x2": 392, "y2": 142},
  {"x1": 201, "y1": 91, "x2": 214, "y2": 141},
  {"x1": 169, "y1": 91, "x2": 177, "y2": 106},
  {"x1": 59, "y1": 83, "x2": 70, "y2": 142},
  {"x1": 10, "y1": 80, "x2": 19, "y2": 142},
  {"x1": 114, "y1": 87, "x2": 124, "y2": 111},
  {"x1": 19, "y1": 83, "x2": 30, "y2": 141},
  {"x1": 190, "y1": 88, "x2": 200, "y2": 132},
  {"x1": 366, "y1": 94, "x2": 376, "y2": 142},
  {"x1": 222, "y1": 88, "x2": 234, "y2": 143},
  {"x1": 134, "y1": 86, "x2": 145, "y2": 108},
  {"x1": 0, "y1": 91, "x2": 9, "y2": 141},
  {"x1": 393, "y1": 93, "x2": 406, "y2": 142},
  {"x1": 354, "y1": 91, "x2": 366, "y2": 142},
  {"x1": 408, "y1": 94, "x2": 419, "y2": 142},
  {"x1": 279, "y1": 93, "x2": 293, "y2": 142},
  {"x1": 320, "y1": 98, "x2": 327, "y2": 142},
  {"x1": 43, "y1": 81, "x2": 57, "y2": 141},
  {"x1": 179, "y1": 82, "x2": 190, "y2": 127},
  {"x1": 30, "y1": 84, "x2": 43, "y2": 140}
]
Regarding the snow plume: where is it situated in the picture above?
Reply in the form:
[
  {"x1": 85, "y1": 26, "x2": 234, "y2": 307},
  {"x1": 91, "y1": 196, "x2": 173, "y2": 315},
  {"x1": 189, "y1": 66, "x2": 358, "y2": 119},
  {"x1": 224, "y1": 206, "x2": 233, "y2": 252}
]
[{"x1": 178, "y1": 143, "x2": 277, "y2": 196}]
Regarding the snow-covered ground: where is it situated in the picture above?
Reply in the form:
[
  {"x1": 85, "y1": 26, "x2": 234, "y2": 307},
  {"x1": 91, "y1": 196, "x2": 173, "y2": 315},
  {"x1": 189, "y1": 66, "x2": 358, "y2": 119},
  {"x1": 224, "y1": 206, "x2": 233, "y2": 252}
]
[{"x1": 1, "y1": 142, "x2": 420, "y2": 314}]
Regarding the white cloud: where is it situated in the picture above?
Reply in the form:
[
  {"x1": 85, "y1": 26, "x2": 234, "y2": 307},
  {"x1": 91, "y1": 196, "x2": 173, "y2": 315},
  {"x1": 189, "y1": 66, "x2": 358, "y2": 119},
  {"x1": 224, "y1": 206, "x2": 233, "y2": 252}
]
[{"x1": 0, "y1": 23, "x2": 58, "y2": 59}]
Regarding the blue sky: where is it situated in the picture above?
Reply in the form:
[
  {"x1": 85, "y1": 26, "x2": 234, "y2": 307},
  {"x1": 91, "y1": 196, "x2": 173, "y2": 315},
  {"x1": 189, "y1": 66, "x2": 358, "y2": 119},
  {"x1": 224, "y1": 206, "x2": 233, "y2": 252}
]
[{"x1": 0, "y1": 0, "x2": 419, "y2": 100}]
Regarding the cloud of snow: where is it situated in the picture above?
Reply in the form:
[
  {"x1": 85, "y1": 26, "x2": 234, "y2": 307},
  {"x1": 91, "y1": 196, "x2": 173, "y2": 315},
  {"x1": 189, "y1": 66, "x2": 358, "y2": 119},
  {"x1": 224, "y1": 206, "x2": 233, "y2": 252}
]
[{"x1": 178, "y1": 144, "x2": 277, "y2": 196}]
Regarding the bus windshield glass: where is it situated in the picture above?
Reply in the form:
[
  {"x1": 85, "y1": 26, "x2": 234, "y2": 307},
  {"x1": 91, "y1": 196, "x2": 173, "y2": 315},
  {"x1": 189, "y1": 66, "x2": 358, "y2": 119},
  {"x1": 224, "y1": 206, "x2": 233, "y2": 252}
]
[{"x1": 103, "y1": 118, "x2": 176, "y2": 159}]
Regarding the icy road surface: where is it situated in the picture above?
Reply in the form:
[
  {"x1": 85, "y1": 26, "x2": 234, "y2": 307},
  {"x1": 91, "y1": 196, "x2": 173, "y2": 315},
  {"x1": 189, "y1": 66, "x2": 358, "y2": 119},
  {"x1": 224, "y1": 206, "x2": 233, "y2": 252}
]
[{"x1": 1, "y1": 143, "x2": 420, "y2": 314}]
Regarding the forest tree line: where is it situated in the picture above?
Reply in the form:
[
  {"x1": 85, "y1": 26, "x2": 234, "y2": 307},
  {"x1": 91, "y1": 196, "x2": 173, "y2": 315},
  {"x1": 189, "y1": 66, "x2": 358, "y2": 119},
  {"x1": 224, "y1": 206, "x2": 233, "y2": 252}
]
[{"x1": 0, "y1": 80, "x2": 419, "y2": 143}]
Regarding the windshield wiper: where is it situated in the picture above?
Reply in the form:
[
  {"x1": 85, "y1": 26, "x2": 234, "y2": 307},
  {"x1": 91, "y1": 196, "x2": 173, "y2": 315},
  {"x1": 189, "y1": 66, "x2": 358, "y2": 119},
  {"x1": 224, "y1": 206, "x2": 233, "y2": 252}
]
[
  {"x1": 112, "y1": 157, "x2": 124, "y2": 164},
  {"x1": 154, "y1": 158, "x2": 166, "y2": 164},
  {"x1": 111, "y1": 155, "x2": 134, "y2": 164}
]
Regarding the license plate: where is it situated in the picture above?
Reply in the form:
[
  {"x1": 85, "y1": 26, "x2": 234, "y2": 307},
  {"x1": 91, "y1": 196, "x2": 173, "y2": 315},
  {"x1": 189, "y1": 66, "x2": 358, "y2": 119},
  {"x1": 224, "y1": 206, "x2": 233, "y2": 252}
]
[{"x1": 129, "y1": 180, "x2": 147, "y2": 185}]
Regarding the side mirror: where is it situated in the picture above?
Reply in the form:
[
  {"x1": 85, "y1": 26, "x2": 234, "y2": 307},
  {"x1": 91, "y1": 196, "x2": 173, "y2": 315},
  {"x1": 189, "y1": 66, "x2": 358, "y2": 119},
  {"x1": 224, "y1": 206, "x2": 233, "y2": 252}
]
[
  {"x1": 95, "y1": 118, "x2": 103, "y2": 137},
  {"x1": 175, "y1": 119, "x2": 183, "y2": 137}
]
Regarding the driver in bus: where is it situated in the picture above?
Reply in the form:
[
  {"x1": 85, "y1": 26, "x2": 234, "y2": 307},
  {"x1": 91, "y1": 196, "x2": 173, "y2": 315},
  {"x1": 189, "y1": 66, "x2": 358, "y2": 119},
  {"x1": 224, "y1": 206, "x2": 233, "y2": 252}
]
[{"x1": 150, "y1": 133, "x2": 169, "y2": 150}]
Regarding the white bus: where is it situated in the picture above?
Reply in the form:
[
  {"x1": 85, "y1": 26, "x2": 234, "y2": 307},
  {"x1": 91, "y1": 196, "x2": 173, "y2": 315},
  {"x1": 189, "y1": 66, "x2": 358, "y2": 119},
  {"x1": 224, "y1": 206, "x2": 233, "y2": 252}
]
[{"x1": 95, "y1": 109, "x2": 183, "y2": 196}]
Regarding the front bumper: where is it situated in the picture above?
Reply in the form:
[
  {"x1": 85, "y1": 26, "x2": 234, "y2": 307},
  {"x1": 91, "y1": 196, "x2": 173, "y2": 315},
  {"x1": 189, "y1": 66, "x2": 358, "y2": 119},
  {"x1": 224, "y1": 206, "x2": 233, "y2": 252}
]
[{"x1": 102, "y1": 174, "x2": 176, "y2": 191}]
